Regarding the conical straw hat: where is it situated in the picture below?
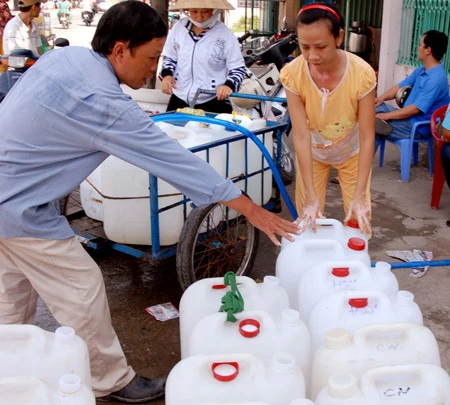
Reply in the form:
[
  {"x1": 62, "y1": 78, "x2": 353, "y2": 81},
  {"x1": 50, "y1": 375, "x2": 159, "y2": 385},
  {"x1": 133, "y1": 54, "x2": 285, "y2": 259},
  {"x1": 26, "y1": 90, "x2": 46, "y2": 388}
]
[{"x1": 169, "y1": 0, "x2": 234, "y2": 11}]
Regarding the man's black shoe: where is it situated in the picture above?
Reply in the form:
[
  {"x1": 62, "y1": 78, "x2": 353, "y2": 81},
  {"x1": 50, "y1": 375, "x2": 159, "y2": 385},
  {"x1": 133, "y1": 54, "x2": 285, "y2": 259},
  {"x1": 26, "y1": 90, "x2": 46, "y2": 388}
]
[
  {"x1": 97, "y1": 375, "x2": 166, "y2": 403},
  {"x1": 375, "y1": 117, "x2": 393, "y2": 136}
]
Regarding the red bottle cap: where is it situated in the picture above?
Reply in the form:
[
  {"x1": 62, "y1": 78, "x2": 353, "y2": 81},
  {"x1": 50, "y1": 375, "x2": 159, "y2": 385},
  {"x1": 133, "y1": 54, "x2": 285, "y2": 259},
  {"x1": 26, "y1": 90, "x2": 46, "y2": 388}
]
[
  {"x1": 347, "y1": 237, "x2": 365, "y2": 251},
  {"x1": 332, "y1": 267, "x2": 350, "y2": 277},
  {"x1": 211, "y1": 284, "x2": 226, "y2": 289},
  {"x1": 239, "y1": 318, "x2": 260, "y2": 338},
  {"x1": 346, "y1": 219, "x2": 360, "y2": 229},
  {"x1": 348, "y1": 298, "x2": 368, "y2": 308},
  {"x1": 211, "y1": 362, "x2": 239, "y2": 382}
]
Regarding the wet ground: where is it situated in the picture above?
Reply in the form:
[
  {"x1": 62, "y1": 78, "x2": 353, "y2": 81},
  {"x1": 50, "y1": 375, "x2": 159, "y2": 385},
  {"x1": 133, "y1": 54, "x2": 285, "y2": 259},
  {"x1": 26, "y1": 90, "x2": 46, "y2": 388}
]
[{"x1": 35, "y1": 141, "x2": 450, "y2": 404}]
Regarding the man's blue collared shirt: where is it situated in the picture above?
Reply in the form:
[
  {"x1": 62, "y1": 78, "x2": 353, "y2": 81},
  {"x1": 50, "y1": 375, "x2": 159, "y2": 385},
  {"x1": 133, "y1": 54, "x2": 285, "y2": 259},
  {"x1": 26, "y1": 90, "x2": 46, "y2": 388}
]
[{"x1": 0, "y1": 46, "x2": 241, "y2": 239}]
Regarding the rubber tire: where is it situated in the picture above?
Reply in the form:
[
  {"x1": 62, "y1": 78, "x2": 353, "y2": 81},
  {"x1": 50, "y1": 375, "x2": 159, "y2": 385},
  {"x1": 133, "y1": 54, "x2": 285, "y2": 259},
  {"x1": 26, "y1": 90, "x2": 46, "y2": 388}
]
[
  {"x1": 273, "y1": 130, "x2": 295, "y2": 186},
  {"x1": 176, "y1": 201, "x2": 259, "y2": 291}
]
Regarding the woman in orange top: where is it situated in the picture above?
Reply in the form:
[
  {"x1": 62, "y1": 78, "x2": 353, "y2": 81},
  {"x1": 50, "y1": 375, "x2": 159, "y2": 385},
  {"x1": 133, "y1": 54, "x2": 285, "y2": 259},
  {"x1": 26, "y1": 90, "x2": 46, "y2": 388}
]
[
  {"x1": 0, "y1": 0, "x2": 13, "y2": 72},
  {"x1": 280, "y1": 2, "x2": 376, "y2": 235}
]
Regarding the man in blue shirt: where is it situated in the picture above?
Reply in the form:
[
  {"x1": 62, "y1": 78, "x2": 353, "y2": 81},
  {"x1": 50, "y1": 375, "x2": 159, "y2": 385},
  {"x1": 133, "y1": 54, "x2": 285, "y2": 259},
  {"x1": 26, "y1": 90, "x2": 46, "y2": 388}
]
[
  {"x1": 441, "y1": 105, "x2": 450, "y2": 227},
  {"x1": 375, "y1": 30, "x2": 449, "y2": 140},
  {"x1": 0, "y1": 2, "x2": 300, "y2": 403}
]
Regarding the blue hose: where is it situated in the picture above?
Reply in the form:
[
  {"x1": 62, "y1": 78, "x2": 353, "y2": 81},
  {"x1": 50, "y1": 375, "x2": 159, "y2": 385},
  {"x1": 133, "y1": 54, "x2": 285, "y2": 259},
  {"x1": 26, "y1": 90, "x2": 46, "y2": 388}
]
[
  {"x1": 372, "y1": 259, "x2": 450, "y2": 269},
  {"x1": 151, "y1": 113, "x2": 298, "y2": 219}
]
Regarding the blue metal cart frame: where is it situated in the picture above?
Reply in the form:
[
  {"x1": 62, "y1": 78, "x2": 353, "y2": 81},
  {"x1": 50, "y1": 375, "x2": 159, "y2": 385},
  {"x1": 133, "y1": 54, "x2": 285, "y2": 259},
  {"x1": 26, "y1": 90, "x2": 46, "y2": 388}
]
[{"x1": 69, "y1": 110, "x2": 298, "y2": 266}]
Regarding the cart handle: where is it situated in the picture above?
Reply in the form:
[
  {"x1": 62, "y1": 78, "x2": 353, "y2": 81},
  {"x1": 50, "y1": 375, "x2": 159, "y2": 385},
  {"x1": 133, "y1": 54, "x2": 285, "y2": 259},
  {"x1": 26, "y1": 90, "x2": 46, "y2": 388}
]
[
  {"x1": 152, "y1": 113, "x2": 298, "y2": 220},
  {"x1": 194, "y1": 88, "x2": 287, "y2": 104}
]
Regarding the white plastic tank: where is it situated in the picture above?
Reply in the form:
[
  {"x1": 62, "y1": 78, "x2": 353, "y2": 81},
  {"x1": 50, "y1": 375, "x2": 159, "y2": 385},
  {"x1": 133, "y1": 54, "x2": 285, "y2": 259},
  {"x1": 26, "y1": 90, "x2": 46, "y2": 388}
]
[
  {"x1": 0, "y1": 374, "x2": 95, "y2": 404},
  {"x1": 211, "y1": 113, "x2": 273, "y2": 206},
  {"x1": 0, "y1": 325, "x2": 91, "y2": 387},
  {"x1": 80, "y1": 166, "x2": 103, "y2": 222},
  {"x1": 296, "y1": 261, "x2": 399, "y2": 322},
  {"x1": 315, "y1": 365, "x2": 450, "y2": 404},
  {"x1": 179, "y1": 275, "x2": 289, "y2": 358},
  {"x1": 310, "y1": 323, "x2": 441, "y2": 400},
  {"x1": 308, "y1": 290, "x2": 423, "y2": 353},
  {"x1": 101, "y1": 123, "x2": 226, "y2": 245},
  {"x1": 165, "y1": 352, "x2": 306, "y2": 405},
  {"x1": 275, "y1": 239, "x2": 371, "y2": 306},
  {"x1": 185, "y1": 309, "x2": 311, "y2": 384},
  {"x1": 281, "y1": 218, "x2": 368, "y2": 249}
]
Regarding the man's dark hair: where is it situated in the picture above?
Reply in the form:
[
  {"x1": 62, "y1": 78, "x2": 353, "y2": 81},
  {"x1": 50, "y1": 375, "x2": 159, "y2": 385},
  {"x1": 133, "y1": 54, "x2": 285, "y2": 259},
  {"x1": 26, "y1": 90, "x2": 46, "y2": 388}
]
[
  {"x1": 91, "y1": 1, "x2": 167, "y2": 55},
  {"x1": 423, "y1": 30, "x2": 448, "y2": 61},
  {"x1": 19, "y1": 5, "x2": 32, "y2": 11}
]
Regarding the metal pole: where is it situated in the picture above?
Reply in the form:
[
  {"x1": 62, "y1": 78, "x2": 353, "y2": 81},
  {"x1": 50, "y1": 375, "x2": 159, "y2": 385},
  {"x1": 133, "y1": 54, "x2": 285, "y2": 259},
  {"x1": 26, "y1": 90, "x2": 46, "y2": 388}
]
[{"x1": 345, "y1": 0, "x2": 350, "y2": 50}]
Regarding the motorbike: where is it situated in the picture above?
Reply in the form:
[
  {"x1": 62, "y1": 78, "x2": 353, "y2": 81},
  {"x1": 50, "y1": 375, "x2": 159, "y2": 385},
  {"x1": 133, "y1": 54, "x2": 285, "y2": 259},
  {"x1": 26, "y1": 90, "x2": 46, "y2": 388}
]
[
  {"x1": 232, "y1": 33, "x2": 299, "y2": 185},
  {"x1": 59, "y1": 13, "x2": 70, "y2": 29},
  {"x1": 0, "y1": 39, "x2": 70, "y2": 103},
  {"x1": 81, "y1": 9, "x2": 94, "y2": 25}
]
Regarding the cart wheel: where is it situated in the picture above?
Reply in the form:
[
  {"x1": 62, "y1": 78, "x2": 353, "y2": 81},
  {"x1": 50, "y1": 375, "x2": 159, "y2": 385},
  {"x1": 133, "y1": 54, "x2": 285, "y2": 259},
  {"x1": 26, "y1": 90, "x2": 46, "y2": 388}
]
[
  {"x1": 176, "y1": 201, "x2": 259, "y2": 291},
  {"x1": 273, "y1": 130, "x2": 295, "y2": 185}
]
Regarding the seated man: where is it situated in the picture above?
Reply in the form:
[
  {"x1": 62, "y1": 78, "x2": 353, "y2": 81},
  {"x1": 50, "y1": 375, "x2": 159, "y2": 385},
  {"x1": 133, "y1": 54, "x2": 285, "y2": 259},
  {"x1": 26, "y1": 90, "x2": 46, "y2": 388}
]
[
  {"x1": 2, "y1": 0, "x2": 45, "y2": 56},
  {"x1": 441, "y1": 105, "x2": 450, "y2": 227},
  {"x1": 375, "y1": 30, "x2": 449, "y2": 140}
]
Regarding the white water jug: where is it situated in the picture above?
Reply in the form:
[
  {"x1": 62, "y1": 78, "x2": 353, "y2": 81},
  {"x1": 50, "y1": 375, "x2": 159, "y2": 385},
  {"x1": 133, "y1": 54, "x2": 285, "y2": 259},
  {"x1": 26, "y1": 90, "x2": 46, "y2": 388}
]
[
  {"x1": 315, "y1": 364, "x2": 450, "y2": 404},
  {"x1": 296, "y1": 261, "x2": 398, "y2": 322},
  {"x1": 0, "y1": 374, "x2": 95, "y2": 404},
  {"x1": 80, "y1": 166, "x2": 103, "y2": 222},
  {"x1": 166, "y1": 352, "x2": 306, "y2": 405},
  {"x1": 0, "y1": 325, "x2": 91, "y2": 387},
  {"x1": 210, "y1": 113, "x2": 273, "y2": 207},
  {"x1": 186, "y1": 309, "x2": 311, "y2": 383},
  {"x1": 276, "y1": 239, "x2": 371, "y2": 306},
  {"x1": 202, "y1": 402, "x2": 314, "y2": 405},
  {"x1": 179, "y1": 275, "x2": 289, "y2": 358},
  {"x1": 101, "y1": 124, "x2": 226, "y2": 245},
  {"x1": 281, "y1": 218, "x2": 368, "y2": 249},
  {"x1": 308, "y1": 290, "x2": 423, "y2": 352},
  {"x1": 310, "y1": 323, "x2": 441, "y2": 400}
]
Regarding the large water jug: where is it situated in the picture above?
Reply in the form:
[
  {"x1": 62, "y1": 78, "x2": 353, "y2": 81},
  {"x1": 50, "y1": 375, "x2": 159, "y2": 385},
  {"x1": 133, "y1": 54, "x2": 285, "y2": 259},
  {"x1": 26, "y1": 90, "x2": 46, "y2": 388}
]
[
  {"x1": 202, "y1": 402, "x2": 314, "y2": 405},
  {"x1": 179, "y1": 275, "x2": 289, "y2": 358},
  {"x1": 185, "y1": 309, "x2": 311, "y2": 383},
  {"x1": 276, "y1": 239, "x2": 371, "y2": 306},
  {"x1": 315, "y1": 365, "x2": 450, "y2": 404},
  {"x1": 0, "y1": 325, "x2": 91, "y2": 387},
  {"x1": 101, "y1": 124, "x2": 226, "y2": 245},
  {"x1": 281, "y1": 218, "x2": 368, "y2": 249},
  {"x1": 310, "y1": 323, "x2": 441, "y2": 400},
  {"x1": 308, "y1": 290, "x2": 423, "y2": 352},
  {"x1": 296, "y1": 261, "x2": 398, "y2": 322},
  {"x1": 80, "y1": 166, "x2": 104, "y2": 222},
  {"x1": 0, "y1": 374, "x2": 95, "y2": 404},
  {"x1": 165, "y1": 352, "x2": 306, "y2": 405}
]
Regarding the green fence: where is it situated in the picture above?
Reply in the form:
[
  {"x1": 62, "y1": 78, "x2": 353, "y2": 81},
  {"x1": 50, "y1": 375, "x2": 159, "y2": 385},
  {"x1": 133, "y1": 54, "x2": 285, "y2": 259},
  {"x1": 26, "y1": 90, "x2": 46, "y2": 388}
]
[{"x1": 399, "y1": 0, "x2": 450, "y2": 75}]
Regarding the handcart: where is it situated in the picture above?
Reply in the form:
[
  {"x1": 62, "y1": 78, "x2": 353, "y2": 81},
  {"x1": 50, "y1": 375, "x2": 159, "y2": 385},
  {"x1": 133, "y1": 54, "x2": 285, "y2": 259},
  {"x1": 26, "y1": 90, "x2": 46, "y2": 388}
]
[{"x1": 66, "y1": 97, "x2": 298, "y2": 291}]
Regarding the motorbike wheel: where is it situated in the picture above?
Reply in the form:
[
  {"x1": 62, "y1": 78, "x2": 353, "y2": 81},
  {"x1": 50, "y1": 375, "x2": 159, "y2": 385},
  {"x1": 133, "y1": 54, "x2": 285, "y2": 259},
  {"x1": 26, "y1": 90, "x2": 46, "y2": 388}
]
[
  {"x1": 176, "y1": 200, "x2": 259, "y2": 291},
  {"x1": 273, "y1": 129, "x2": 295, "y2": 186}
]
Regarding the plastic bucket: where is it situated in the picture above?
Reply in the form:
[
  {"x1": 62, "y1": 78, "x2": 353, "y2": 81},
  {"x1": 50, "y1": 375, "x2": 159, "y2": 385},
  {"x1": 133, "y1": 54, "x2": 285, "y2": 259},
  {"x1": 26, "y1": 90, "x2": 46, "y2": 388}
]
[
  {"x1": 166, "y1": 352, "x2": 306, "y2": 405},
  {"x1": 0, "y1": 374, "x2": 95, "y2": 404},
  {"x1": 296, "y1": 261, "x2": 398, "y2": 322},
  {"x1": 311, "y1": 323, "x2": 441, "y2": 399},
  {"x1": 0, "y1": 325, "x2": 91, "y2": 387},
  {"x1": 308, "y1": 290, "x2": 423, "y2": 353},
  {"x1": 179, "y1": 275, "x2": 289, "y2": 358}
]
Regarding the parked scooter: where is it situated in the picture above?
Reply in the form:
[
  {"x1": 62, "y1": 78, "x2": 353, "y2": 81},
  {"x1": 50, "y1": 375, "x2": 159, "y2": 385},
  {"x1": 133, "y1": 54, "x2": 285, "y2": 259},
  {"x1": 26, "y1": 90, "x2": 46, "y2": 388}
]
[
  {"x1": 81, "y1": 9, "x2": 94, "y2": 25},
  {"x1": 232, "y1": 33, "x2": 299, "y2": 184},
  {"x1": 0, "y1": 38, "x2": 70, "y2": 103}
]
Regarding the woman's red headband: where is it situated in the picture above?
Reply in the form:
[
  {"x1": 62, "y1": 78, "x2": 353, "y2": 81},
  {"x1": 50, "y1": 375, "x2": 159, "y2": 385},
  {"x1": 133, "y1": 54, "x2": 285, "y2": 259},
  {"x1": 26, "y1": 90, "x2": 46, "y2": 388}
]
[{"x1": 297, "y1": 4, "x2": 341, "y2": 24}]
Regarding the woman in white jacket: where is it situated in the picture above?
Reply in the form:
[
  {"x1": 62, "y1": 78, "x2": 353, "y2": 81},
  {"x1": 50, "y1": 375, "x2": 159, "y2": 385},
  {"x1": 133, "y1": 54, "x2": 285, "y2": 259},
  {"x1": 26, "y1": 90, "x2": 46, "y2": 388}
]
[{"x1": 160, "y1": 0, "x2": 246, "y2": 113}]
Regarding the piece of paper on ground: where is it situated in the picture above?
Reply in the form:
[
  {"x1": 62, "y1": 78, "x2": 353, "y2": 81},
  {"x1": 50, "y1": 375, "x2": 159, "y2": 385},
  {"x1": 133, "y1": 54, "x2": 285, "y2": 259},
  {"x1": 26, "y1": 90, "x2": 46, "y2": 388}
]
[{"x1": 385, "y1": 249, "x2": 433, "y2": 278}]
